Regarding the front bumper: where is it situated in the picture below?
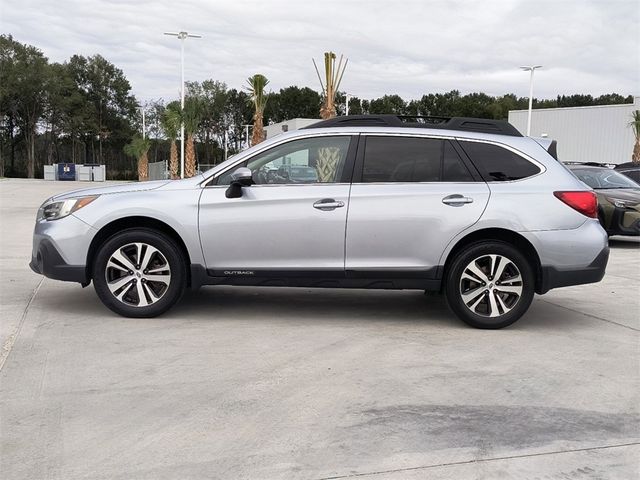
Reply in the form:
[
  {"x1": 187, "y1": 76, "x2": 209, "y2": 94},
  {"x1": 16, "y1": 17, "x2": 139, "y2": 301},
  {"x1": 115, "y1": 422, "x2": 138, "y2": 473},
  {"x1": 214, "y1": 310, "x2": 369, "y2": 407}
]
[
  {"x1": 607, "y1": 207, "x2": 640, "y2": 236},
  {"x1": 30, "y1": 214, "x2": 95, "y2": 285},
  {"x1": 30, "y1": 238, "x2": 89, "y2": 284}
]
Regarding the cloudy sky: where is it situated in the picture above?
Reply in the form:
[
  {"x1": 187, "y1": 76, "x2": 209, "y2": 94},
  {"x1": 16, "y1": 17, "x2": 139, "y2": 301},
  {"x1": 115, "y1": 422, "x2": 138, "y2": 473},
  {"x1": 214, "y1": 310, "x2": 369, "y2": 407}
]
[{"x1": 2, "y1": 0, "x2": 638, "y2": 102}]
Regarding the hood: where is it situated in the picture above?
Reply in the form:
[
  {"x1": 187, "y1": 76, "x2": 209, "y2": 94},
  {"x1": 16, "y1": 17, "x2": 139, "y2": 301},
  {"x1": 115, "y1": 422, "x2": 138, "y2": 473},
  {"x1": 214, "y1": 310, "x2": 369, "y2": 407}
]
[
  {"x1": 51, "y1": 180, "x2": 171, "y2": 201},
  {"x1": 596, "y1": 188, "x2": 640, "y2": 206}
]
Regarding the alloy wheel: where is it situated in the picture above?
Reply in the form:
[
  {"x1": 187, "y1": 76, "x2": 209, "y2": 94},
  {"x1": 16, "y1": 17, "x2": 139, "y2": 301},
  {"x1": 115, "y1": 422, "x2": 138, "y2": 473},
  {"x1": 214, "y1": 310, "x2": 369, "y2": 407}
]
[
  {"x1": 105, "y1": 242, "x2": 171, "y2": 307},
  {"x1": 459, "y1": 254, "x2": 523, "y2": 318}
]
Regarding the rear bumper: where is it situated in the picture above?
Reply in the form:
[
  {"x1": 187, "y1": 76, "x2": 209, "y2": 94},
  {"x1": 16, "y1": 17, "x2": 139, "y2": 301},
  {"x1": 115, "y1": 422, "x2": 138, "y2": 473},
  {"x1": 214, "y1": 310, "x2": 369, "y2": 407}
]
[
  {"x1": 30, "y1": 238, "x2": 89, "y2": 284},
  {"x1": 538, "y1": 244, "x2": 609, "y2": 294}
]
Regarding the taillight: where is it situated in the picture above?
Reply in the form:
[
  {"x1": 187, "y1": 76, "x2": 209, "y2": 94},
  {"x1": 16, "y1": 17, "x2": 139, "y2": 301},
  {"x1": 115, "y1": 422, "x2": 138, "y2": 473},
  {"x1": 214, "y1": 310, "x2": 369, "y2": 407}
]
[{"x1": 554, "y1": 191, "x2": 598, "y2": 218}]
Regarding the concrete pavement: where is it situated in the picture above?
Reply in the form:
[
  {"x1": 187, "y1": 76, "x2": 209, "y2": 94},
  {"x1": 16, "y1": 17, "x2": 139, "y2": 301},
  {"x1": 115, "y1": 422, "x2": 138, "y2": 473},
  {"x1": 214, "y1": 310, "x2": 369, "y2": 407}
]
[{"x1": 1, "y1": 179, "x2": 638, "y2": 479}]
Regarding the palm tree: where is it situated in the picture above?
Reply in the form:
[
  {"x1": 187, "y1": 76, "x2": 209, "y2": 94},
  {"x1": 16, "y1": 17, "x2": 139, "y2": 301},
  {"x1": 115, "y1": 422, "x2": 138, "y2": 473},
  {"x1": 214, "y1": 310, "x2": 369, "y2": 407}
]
[
  {"x1": 630, "y1": 110, "x2": 640, "y2": 164},
  {"x1": 246, "y1": 74, "x2": 269, "y2": 145},
  {"x1": 161, "y1": 102, "x2": 181, "y2": 179},
  {"x1": 124, "y1": 136, "x2": 151, "y2": 181},
  {"x1": 182, "y1": 97, "x2": 202, "y2": 178},
  {"x1": 313, "y1": 52, "x2": 348, "y2": 119}
]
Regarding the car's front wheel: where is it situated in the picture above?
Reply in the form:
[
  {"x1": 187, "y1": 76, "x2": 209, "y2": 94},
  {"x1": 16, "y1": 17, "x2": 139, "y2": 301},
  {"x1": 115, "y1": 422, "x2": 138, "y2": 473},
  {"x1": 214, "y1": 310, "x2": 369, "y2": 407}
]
[
  {"x1": 445, "y1": 241, "x2": 535, "y2": 329},
  {"x1": 93, "y1": 228, "x2": 186, "y2": 317}
]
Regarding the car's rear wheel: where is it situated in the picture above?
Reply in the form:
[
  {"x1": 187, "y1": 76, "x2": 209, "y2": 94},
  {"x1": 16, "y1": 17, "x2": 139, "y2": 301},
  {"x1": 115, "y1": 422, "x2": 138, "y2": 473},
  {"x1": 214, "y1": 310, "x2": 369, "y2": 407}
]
[
  {"x1": 93, "y1": 228, "x2": 186, "y2": 317},
  {"x1": 445, "y1": 241, "x2": 535, "y2": 329}
]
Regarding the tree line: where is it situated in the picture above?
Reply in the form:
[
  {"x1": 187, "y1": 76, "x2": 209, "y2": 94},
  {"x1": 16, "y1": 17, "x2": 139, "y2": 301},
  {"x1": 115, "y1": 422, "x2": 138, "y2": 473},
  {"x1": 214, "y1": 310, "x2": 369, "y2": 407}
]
[{"x1": 0, "y1": 34, "x2": 634, "y2": 179}]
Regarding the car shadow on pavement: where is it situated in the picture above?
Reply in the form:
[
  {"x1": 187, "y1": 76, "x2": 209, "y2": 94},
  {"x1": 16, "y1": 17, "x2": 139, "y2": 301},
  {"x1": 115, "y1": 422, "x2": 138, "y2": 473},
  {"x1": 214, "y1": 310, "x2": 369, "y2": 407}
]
[
  {"x1": 173, "y1": 286, "x2": 458, "y2": 326},
  {"x1": 608, "y1": 237, "x2": 640, "y2": 249},
  {"x1": 33, "y1": 280, "x2": 597, "y2": 331}
]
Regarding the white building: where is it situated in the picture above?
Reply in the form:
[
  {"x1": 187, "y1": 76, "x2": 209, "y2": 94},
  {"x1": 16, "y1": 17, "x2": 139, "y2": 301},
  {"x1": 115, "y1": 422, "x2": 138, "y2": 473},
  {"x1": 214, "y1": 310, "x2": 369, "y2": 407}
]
[
  {"x1": 508, "y1": 97, "x2": 639, "y2": 165},
  {"x1": 264, "y1": 118, "x2": 319, "y2": 140}
]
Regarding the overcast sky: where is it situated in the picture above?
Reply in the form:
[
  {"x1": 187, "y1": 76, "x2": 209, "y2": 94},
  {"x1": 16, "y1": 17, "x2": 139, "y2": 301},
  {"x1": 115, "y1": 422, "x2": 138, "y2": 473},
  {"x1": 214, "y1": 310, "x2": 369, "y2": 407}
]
[{"x1": 2, "y1": 0, "x2": 639, "y2": 102}]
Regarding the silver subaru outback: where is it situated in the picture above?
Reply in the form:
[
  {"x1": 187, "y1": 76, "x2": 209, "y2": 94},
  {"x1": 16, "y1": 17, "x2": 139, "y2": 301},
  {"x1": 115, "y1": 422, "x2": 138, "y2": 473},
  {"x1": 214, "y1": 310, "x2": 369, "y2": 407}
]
[{"x1": 30, "y1": 115, "x2": 609, "y2": 328}]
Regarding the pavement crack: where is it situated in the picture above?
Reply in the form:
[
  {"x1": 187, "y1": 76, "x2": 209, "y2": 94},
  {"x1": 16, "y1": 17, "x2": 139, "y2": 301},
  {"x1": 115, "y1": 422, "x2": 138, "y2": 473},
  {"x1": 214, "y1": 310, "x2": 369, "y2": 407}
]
[
  {"x1": 538, "y1": 298, "x2": 639, "y2": 332},
  {"x1": 315, "y1": 442, "x2": 640, "y2": 479},
  {"x1": 0, "y1": 276, "x2": 44, "y2": 372}
]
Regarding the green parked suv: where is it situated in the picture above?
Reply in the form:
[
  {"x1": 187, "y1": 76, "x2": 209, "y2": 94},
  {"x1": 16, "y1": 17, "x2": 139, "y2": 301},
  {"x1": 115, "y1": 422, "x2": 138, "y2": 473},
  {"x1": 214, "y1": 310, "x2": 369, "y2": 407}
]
[{"x1": 567, "y1": 164, "x2": 640, "y2": 236}]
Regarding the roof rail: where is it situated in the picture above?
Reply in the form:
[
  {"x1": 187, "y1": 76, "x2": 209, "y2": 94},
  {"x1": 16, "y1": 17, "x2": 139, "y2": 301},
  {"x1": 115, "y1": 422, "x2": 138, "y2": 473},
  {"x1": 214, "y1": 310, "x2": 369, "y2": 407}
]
[
  {"x1": 563, "y1": 161, "x2": 615, "y2": 169},
  {"x1": 302, "y1": 114, "x2": 523, "y2": 137}
]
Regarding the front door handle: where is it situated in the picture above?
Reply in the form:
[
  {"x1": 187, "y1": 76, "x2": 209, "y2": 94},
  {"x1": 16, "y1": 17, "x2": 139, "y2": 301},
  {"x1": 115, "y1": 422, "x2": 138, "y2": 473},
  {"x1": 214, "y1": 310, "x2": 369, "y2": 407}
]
[
  {"x1": 313, "y1": 198, "x2": 345, "y2": 211},
  {"x1": 442, "y1": 194, "x2": 474, "y2": 206}
]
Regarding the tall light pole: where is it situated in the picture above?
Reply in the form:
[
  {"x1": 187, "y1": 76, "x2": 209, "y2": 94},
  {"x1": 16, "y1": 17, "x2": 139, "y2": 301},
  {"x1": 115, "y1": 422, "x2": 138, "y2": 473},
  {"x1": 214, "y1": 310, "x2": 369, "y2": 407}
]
[
  {"x1": 139, "y1": 105, "x2": 146, "y2": 139},
  {"x1": 520, "y1": 65, "x2": 542, "y2": 136},
  {"x1": 224, "y1": 128, "x2": 229, "y2": 162},
  {"x1": 164, "y1": 31, "x2": 202, "y2": 178},
  {"x1": 242, "y1": 124, "x2": 252, "y2": 150}
]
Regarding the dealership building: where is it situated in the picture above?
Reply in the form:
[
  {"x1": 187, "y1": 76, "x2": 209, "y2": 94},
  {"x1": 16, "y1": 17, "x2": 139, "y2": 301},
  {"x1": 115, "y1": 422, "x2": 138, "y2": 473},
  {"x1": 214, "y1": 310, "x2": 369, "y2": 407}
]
[{"x1": 508, "y1": 97, "x2": 639, "y2": 165}]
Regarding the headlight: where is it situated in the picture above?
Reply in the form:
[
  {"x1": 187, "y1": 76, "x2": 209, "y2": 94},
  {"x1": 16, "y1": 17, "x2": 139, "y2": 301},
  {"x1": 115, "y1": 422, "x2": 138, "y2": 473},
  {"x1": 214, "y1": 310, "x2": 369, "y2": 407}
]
[
  {"x1": 37, "y1": 195, "x2": 99, "y2": 221},
  {"x1": 605, "y1": 197, "x2": 627, "y2": 209}
]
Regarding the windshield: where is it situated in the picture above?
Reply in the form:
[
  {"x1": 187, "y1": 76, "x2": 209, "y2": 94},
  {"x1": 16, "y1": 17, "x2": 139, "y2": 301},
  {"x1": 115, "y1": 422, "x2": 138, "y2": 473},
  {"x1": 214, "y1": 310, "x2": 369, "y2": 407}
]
[{"x1": 571, "y1": 168, "x2": 640, "y2": 190}]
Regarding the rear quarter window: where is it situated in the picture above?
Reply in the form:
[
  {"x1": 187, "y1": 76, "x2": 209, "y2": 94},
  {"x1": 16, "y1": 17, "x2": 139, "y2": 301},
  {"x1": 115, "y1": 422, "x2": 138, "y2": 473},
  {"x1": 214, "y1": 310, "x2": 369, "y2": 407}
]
[{"x1": 459, "y1": 141, "x2": 541, "y2": 181}]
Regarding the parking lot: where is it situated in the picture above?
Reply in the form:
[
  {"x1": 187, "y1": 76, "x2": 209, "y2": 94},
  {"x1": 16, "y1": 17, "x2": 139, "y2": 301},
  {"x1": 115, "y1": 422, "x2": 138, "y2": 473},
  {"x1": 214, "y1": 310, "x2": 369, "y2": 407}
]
[{"x1": 1, "y1": 179, "x2": 638, "y2": 479}]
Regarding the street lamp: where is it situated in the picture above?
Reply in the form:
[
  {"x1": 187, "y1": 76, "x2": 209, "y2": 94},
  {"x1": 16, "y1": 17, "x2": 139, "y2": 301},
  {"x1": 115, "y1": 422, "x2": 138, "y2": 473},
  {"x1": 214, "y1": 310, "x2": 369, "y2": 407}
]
[
  {"x1": 520, "y1": 65, "x2": 543, "y2": 136},
  {"x1": 139, "y1": 104, "x2": 146, "y2": 139},
  {"x1": 164, "y1": 31, "x2": 202, "y2": 178},
  {"x1": 242, "y1": 124, "x2": 253, "y2": 150},
  {"x1": 224, "y1": 127, "x2": 230, "y2": 162}
]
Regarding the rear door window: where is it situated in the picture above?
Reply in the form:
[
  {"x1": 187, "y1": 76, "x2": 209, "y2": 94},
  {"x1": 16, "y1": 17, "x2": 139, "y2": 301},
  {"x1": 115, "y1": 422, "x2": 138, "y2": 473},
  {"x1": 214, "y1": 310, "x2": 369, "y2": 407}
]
[
  {"x1": 459, "y1": 141, "x2": 540, "y2": 181},
  {"x1": 361, "y1": 136, "x2": 473, "y2": 183}
]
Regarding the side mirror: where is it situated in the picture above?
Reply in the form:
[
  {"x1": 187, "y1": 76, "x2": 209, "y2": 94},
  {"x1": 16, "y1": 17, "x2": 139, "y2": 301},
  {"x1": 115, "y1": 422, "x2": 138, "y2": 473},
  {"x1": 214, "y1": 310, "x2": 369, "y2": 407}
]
[{"x1": 225, "y1": 167, "x2": 253, "y2": 198}]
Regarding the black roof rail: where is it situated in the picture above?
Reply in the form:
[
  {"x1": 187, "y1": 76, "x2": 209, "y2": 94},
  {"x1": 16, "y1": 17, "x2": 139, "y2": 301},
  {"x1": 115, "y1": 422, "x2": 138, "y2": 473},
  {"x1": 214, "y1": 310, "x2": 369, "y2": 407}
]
[
  {"x1": 563, "y1": 161, "x2": 615, "y2": 168},
  {"x1": 302, "y1": 114, "x2": 523, "y2": 137}
]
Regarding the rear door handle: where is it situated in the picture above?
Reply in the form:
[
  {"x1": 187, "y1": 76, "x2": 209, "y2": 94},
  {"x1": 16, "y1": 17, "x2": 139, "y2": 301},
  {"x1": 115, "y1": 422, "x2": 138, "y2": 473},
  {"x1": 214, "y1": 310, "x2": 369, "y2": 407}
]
[
  {"x1": 442, "y1": 194, "x2": 474, "y2": 206},
  {"x1": 313, "y1": 198, "x2": 345, "y2": 211}
]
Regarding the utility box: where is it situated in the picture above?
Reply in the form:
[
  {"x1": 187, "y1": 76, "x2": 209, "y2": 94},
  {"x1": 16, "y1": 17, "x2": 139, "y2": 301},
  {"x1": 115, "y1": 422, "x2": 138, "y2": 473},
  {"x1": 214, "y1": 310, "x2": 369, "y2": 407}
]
[
  {"x1": 57, "y1": 163, "x2": 76, "y2": 181},
  {"x1": 76, "y1": 164, "x2": 106, "y2": 181},
  {"x1": 43, "y1": 165, "x2": 56, "y2": 180},
  {"x1": 77, "y1": 165, "x2": 92, "y2": 181},
  {"x1": 93, "y1": 165, "x2": 106, "y2": 181}
]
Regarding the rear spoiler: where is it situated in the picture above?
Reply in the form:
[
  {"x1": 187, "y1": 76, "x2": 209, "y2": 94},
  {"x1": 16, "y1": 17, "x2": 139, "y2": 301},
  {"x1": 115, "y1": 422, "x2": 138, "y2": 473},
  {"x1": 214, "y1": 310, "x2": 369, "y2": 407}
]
[{"x1": 532, "y1": 137, "x2": 558, "y2": 160}]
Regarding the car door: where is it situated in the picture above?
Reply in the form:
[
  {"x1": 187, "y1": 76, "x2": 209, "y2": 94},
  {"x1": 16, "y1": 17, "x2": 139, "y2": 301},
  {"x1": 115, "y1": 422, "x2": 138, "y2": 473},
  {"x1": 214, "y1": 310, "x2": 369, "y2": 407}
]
[
  {"x1": 198, "y1": 134, "x2": 356, "y2": 276},
  {"x1": 345, "y1": 134, "x2": 490, "y2": 277}
]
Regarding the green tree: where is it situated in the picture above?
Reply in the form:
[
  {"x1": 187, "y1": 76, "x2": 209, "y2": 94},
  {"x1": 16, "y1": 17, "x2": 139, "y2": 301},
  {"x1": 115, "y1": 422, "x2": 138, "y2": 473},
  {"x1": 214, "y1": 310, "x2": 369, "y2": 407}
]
[
  {"x1": 225, "y1": 88, "x2": 253, "y2": 154},
  {"x1": 246, "y1": 74, "x2": 269, "y2": 145},
  {"x1": 369, "y1": 94, "x2": 407, "y2": 115},
  {"x1": 123, "y1": 135, "x2": 151, "y2": 181},
  {"x1": 630, "y1": 110, "x2": 640, "y2": 164},
  {"x1": 187, "y1": 79, "x2": 228, "y2": 162},
  {"x1": 265, "y1": 86, "x2": 321, "y2": 123},
  {"x1": 0, "y1": 34, "x2": 49, "y2": 177},
  {"x1": 67, "y1": 54, "x2": 137, "y2": 163},
  {"x1": 142, "y1": 99, "x2": 167, "y2": 163},
  {"x1": 161, "y1": 101, "x2": 181, "y2": 178},
  {"x1": 182, "y1": 97, "x2": 203, "y2": 177},
  {"x1": 595, "y1": 93, "x2": 633, "y2": 105}
]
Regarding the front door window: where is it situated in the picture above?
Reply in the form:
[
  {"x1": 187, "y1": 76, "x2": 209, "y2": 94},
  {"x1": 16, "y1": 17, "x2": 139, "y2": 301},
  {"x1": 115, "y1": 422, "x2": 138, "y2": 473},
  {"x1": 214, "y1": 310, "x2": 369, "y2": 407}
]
[{"x1": 216, "y1": 136, "x2": 351, "y2": 185}]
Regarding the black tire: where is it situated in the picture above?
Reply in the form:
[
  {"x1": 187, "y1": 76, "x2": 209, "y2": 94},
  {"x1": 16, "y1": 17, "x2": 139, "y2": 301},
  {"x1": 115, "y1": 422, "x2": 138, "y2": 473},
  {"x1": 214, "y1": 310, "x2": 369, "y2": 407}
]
[
  {"x1": 92, "y1": 228, "x2": 186, "y2": 318},
  {"x1": 444, "y1": 241, "x2": 535, "y2": 329}
]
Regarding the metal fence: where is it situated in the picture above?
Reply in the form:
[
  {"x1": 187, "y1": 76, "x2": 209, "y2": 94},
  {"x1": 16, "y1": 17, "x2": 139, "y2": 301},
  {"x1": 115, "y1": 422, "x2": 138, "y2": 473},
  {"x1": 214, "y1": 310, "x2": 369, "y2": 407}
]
[{"x1": 148, "y1": 161, "x2": 168, "y2": 181}]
